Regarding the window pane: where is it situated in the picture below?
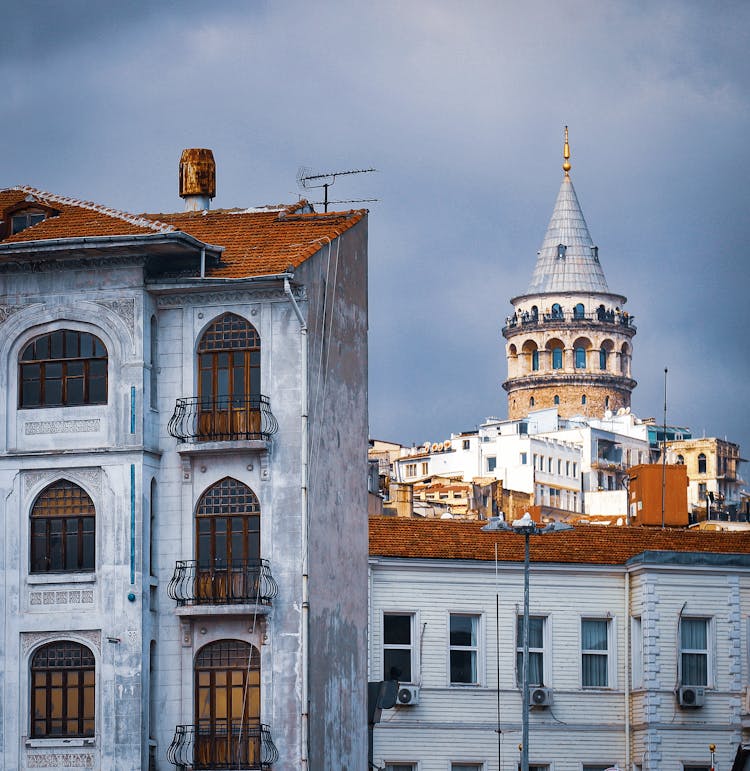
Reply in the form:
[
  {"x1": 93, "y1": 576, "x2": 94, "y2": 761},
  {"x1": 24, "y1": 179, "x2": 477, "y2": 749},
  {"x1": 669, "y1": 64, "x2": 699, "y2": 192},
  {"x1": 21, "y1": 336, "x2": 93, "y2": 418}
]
[
  {"x1": 450, "y1": 650, "x2": 477, "y2": 684},
  {"x1": 65, "y1": 519, "x2": 79, "y2": 570},
  {"x1": 384, "y1": 648, "x2": 411, "y2": 682},
  {"x1": 517, "y1": 616, "x2": 544, "y2": 648},
  {"x1": 65, "y1": 331, "x2": 79, "y2": 356},
  {"x1": 50, "y1": 331, "x2": 64, "y2": 359},
  {"x1": 450, "y1": 616, "x2": 476, "y2": 646},
  {"x1": 681, "y1": 619, "x2": 707, "y2": 649},
  {"x1": 682, "y1": 653, "x2": 707, "y2": 686},
  {"x1": 384, "y1": 615, "x2": 411, "y2": 645},
  {"x1": 582, "y1": 620, "x2": 607, "y2": 650},
  {"x1": 79, "y1": 333, "x2": 94, "y2": 358},
  {"x1": 582, "y1": 654, "x2": 608, "y2": 687}
]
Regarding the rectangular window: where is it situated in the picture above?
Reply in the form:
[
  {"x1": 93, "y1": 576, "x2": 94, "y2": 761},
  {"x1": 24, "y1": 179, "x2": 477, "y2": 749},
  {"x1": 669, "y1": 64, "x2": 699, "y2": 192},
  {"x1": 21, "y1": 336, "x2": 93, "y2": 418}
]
[
  {"x1": 557, "y1": 459, "x2": 562, "y2": 474},
  {"x1": 631, "y1": 616, "x2": 643, "y2": 688},
  {"x1": 385, "y1": 765, "x2": 416, "y2": 771},
  {"x1": 581, "y1": 619, "x2": 610, "y2": 687},
  {"x1": 583, "y1": 766, "x2": 613, "y2": 771},
  {"x1": 487, "y1": 457, "x2": 496, "y2": 472},
  {"x1": 520, "y1": 766, "x2": 550, "y2": 771},
  {"x1": 384, "y1": 613, "x2": 414, "y2": 682},
  {"x1": 520, "y1": 452, "x2": 528, "y2": 465},
  {"x1": 516, "y1": 616, "x2": 545, "y2": 686},
  {"x1": 421, "y1": 462, "x2": 429, "y2": 475},
  {"x1": 463, "y1": 439, "x2": 470, "y2": 450},
  {"x1": 547, "y1": 458, "x2": 552, "y2": 473},
  {"x1": 572, "y1": 463, "x2": 578, "y2": 476},
  {"x1": 452, "y1": 764, "x2": 483, "y2": 771},
  {"x1": 566, "y1": 460, "x2": 570, "y2": 476},
  {"x1": 450, "y1": 614, "x2": 479, "y2": 685},
  {"x1": 405, "y1": 463, "x2": 417, "y2": 478},
  {"x1": 680, "y1": 618, "x2": 709, "y2": 686}
]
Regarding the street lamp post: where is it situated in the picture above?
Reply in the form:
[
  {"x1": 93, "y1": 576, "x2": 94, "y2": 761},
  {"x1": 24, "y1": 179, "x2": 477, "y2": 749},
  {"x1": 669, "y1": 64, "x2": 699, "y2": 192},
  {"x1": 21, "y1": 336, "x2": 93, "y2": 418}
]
[{"x1": 482, "y1": 513, "x2": 573, "y2": 771}]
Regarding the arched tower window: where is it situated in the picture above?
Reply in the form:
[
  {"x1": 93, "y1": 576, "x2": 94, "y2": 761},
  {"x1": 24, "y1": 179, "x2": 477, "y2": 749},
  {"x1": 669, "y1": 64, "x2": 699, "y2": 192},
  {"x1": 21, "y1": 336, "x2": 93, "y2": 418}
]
[
  {"x1": 194, "y1": 640, "x2": 260, "y2": 766},
  {"x1": 552, "y1": 347, "x2": 563, "y2": 369},
  {"x1": 197, "y1": 313, "x2": 261, "y2": 439},
  {"x1": 551, "y1": 303, "x2": 563, "y2": 320},
  {"x1": 531, "y1": 350, "x2": 539, "y2": 371},
  {"x1": 31, "y1": 641, "x2": 95, "y2": 737},
  {"x1": 575, "y1": 347, "x2": 587, "y2": 369},
  {"x1": 30, "y1": 481, "x2": 95, "y2": 573},
  {"x1": 20, "y1": 330, "x2": 107, "y2": 408},
  {"x1": 581, "y1": 394, "x2": 587, "y2": 405},
  {"x1": 553, "y1": 395, "x2": 560, "y2": 405},
  {"x1": 574, "y1": 303, "x2": 585, "y2": 319},
  {"x1": 605, "y1": 396, "x2": 610, "y2": 409},
  {"x1": 195, "y1": 477, "x2": 260, "y2": 602},
  {"x1": 697, "y1": 453, "x2": 706, "y2": 474},
  {"x1": 530, "y1": 306, "x2": 538, "y2": 321},
  {"x1": 599, "y1": 346, "x2": 608, "y2": 370},
  {"x1": 529, "y1": 397, "x2": 535, "y2": 407},
  {"x1": 677, "y1": 454, "x2": 685, "y2": 465}
]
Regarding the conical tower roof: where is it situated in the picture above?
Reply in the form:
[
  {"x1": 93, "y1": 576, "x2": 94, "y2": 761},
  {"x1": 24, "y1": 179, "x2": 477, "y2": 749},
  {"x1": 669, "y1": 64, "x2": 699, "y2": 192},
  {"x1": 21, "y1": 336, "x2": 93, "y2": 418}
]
[{"x1": 526, "y1": 133, "x2": 609, "y2": 295}]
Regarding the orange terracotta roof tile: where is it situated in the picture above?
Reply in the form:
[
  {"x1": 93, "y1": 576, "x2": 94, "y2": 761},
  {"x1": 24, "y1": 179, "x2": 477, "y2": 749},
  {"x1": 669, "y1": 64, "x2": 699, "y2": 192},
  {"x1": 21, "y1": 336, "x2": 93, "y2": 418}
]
[
  {"x1": 0, "y1": 187, "x2": 366, "y2": 277},
  {"x1": 369, "y1": 516, "x2": 750, "y2": 565}
]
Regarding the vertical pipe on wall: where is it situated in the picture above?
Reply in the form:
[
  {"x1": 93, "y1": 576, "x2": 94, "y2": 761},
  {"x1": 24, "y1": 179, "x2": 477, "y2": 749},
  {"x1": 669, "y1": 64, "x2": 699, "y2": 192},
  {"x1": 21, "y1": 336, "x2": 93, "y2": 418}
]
[{"x1": 284, "y1": 277, "x2": 309, "y2": 769}]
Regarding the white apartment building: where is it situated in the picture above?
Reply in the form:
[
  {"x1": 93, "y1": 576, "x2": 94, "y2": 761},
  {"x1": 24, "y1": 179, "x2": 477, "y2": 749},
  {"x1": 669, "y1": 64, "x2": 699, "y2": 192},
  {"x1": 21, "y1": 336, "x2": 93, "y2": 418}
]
[
  {"x1": 369, "y1": 516, "x2": 750, "y2": 771},
  {"x1": 0, "y1": 152, "x2": 369, "y2": 770}
]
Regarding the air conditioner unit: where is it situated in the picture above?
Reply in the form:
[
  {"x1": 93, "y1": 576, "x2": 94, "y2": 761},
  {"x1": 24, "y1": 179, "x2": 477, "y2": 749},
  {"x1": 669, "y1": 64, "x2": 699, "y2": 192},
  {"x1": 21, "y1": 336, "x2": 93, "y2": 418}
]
[
  {"x1": 678, "y1": 686, "x2": 705, "y2": 708},
  {"x1": 529, "y1": 687, "x2": 553, "y2": 708},
  {"x1": 397, "y1": 685, "x2": 420, "y2": 706}
]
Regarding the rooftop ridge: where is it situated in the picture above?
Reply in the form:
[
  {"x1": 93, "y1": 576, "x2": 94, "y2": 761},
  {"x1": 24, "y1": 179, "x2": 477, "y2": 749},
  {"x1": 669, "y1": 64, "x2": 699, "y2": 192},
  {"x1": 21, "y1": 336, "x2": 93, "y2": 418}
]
[{"x1": 10, "y1": 185, "x2": 177, "y2": 235}]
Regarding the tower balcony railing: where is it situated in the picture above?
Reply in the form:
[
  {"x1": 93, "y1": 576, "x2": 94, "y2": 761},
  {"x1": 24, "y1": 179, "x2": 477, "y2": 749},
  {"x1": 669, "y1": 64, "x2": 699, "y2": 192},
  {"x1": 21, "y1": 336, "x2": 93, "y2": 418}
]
[
  {"x1": 167, "y1": 721, "x2": 278, "y2": 770},
  {"x1": 167, "y1": 558, "x2": 278, "y2": 607},
  {"x1": 168, "y1": 395, "x2": 279, "y2": 443},
  {"x1": 503, "y1": 309, "x2": 636, "y2": 334}
]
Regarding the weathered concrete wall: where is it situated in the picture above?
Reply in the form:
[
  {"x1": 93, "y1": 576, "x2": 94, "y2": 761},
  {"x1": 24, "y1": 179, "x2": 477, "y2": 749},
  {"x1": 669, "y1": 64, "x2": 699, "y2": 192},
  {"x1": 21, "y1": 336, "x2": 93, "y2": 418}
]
[{"x1": 295, "y1": 219, "x2": 369, "y2": 769}]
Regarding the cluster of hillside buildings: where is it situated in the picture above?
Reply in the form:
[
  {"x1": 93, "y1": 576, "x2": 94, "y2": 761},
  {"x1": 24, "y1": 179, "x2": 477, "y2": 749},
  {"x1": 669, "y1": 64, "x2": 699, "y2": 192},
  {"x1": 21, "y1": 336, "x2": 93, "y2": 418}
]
[{"x1": 0, "y1": 139, "x2": 747, "y2": 771}]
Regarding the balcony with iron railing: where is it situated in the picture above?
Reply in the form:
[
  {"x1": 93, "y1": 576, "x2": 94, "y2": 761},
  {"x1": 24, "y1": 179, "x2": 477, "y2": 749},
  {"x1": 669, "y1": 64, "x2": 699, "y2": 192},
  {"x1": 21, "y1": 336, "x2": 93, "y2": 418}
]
[
  {"x1": 168, "y1": 396, "x2": 279, "y2": 445},
  {"x1": 168, "y1": 721, "x2": 278, "y2": 771},
  {"x1": 168, "y1": 559, "x2": 278, "y2": 614},
  {"x1": 503, "y1": 309, "x2": 636, "y2": 336}
]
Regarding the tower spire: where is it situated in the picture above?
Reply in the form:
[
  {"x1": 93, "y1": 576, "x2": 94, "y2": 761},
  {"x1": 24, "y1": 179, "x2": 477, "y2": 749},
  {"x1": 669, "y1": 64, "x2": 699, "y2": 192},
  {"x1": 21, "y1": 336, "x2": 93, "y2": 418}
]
[{"x1": 563, "y1": 125, "x2": 571, "y2": 177}]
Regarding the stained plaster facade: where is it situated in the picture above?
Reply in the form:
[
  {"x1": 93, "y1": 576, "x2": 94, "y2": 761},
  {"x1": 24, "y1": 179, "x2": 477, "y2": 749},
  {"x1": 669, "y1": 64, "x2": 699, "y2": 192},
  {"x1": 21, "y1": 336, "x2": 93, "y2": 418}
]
[{"x1": 0, "y1": 204, "x2": 368, "y2": 770}]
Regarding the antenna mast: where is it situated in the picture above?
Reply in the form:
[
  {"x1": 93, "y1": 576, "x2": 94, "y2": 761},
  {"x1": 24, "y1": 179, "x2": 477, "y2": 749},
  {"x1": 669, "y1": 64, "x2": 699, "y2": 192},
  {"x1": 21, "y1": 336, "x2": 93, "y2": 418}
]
[{"x1": 297, "y1": 167, "x2": 377, "y2": 212}]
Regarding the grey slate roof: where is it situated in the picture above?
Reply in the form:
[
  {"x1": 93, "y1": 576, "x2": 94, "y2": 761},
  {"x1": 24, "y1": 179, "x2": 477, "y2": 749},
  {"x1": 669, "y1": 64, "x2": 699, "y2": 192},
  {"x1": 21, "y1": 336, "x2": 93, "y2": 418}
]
[{"x1": 526, "y1": 176, "x2": 610, "y2": 294}]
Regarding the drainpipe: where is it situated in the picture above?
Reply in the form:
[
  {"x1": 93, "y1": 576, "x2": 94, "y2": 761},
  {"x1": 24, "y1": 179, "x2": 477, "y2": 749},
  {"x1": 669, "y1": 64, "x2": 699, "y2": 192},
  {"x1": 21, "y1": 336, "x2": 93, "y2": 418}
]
[
  {"x1": 625, "y1": 569, "x2": 631, "y2": 771},
  {"x1": 284, "y1": 277, "x2": 309, "y2": 769},
  {"x1": 200, "y1": 247, "x2": 205, "y2": 279}
]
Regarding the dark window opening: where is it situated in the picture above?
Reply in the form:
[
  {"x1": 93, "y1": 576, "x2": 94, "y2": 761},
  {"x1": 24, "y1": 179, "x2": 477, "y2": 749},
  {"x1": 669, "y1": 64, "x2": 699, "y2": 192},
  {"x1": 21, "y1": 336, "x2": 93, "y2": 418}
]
[{"x1": 19, "y1": 331, "x2": 107, "y2": 408}]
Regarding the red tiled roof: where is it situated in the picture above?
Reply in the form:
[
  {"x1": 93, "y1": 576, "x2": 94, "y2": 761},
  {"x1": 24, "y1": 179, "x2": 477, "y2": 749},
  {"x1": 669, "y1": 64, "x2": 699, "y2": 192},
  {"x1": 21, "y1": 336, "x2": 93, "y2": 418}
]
[
  {"x1": 369, "y1": 516, "x2": 750, "y2": 565},
  {"x1": 0, "y1": 187, "x2": 366, "y2": 277}
]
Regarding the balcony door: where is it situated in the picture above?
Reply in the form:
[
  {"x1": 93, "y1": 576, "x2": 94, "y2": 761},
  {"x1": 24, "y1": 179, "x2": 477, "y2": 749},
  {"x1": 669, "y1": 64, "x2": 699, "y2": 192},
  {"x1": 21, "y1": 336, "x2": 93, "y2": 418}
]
[
  {"x1": 196, "y1": 478, "x2": 260, "y2": 603},
  {"x1": 195, "y1": 640, "x2": 260, "y2": 769},
  {"x1": 197, "y1": 313, "x2": 260, "y2": 440}
]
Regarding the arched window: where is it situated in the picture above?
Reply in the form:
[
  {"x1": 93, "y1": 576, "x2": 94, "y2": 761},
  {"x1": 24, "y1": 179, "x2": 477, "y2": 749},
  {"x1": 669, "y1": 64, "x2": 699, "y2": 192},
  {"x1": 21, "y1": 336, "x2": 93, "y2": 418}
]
[
  {"x1": 599, "y1": 346, "x2": 608, "y2": 370},
  {"x1": 677, "y1": 454, "x2": 685, "y2": 465},
  {"x1": 552, "y1": 347, "x2": 563, "y2": 369},
  {"x1": 195, "y1": 640, "x2": 260, "y2": 766},
  {"x1": 31, "y1": 641, "x2": 95, "y2": 737},
  {"x1": 574, "y1": 303, "x2": 585, "y2": 319},
  {"x1": 19, "y1": 331, "x2": 107, "y2": 408},
  {"x1": 531, "y1": 350, "x2": 539, "y2": 371},
  {"x1": 30, "y1": 481, "x2": 95, "y2": 573},
  {"x1": 575, "y1": 347, "x2": 586, "y2": 368},
  {"x1": 530, "y1": 306, "x2": 538, "y2": 321},
  {"x1": 581, "y1": 394, "x2": 587, "y2": 405},
  {"x1": 196, "y1": 478, "x2": 260, "y2": 602},
  {"x1": 551, "y1": 303, "x2": 563, "y2": 320},
  {"x1": 554, "y1": 395, "x2": 560, "y2": 405},
  {"x1": 697, "y1": 453, "x2": 706, "y2": 474},
  {"x1": 605, "y1": 396, "x2": 610, "y2": 409},
  {"x1": 197, "y1": 313, "x2": 261, "y2": 440}
]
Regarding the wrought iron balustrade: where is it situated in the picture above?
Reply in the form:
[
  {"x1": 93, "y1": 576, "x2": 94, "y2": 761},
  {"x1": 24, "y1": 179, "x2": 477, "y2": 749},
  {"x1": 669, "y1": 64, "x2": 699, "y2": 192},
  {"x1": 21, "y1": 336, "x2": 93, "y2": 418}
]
[
  {"x1": 168, "y1": 395, "x2": 278, "y2": 442},
  {"x1": 168, "y1": 559, "x2": 278, "y2": 607},
  {"x1": 168, "y1": 721, "x2": 278, "y2": 770}
]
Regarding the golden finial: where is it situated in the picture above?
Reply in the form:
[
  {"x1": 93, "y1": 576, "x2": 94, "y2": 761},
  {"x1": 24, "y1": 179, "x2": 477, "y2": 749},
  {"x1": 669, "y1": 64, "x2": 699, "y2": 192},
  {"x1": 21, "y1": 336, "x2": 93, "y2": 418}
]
[{"x1": 563, "y1": 125, "x2": 571, "y2": 177}]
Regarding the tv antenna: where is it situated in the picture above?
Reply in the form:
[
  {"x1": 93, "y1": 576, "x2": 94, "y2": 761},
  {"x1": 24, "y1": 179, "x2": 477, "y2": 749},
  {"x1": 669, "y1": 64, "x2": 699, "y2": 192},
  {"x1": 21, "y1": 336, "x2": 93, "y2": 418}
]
[{"x1": 297, "y1": 166, "x2": 377, "y2": 212}]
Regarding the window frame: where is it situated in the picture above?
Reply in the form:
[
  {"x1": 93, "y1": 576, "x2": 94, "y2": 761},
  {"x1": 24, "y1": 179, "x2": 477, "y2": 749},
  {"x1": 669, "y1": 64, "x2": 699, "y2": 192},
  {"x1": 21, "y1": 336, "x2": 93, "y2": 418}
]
[
  {"x1": 631, "y1": 616, "x2": 643, "y2": 689},
  {"x1": 30, "y1": 641, "x2": 96, "y2": 739},
  {"x1": 383, "y1": 611, "x2": 417, "y2": 684},
  {"x1": 448, "y1": 613, "x2": 481, "y2": 686},
  {"x1": 679, "y1": 616, "x2": 711, "y2": 687},
  {"x1": 29, "y1": 480, "x2": 96, "y2": 575},
  {"x1": 515, "y1": 615, "x2": 548, "y2": 687},
  {"x1": 19, "y1": 330, "x2": 108, "y2": 409},
  {"x1": 580, "y1": 617, "x2": 613, "y2": 689}
]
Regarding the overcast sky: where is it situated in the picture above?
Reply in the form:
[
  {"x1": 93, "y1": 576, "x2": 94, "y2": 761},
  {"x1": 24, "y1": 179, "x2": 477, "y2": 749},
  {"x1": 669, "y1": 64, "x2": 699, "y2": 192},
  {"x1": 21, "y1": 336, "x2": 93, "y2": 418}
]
[{"x1": 3, "y1": 1, "x2": 749, "y2": 463}]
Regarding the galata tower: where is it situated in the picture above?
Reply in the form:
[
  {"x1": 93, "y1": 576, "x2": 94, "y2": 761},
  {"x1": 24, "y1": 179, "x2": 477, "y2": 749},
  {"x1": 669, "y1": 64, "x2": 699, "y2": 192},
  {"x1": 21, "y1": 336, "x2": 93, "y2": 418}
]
[{"x1": 503, "y1": 128, "x2": 637, "y2": 419}]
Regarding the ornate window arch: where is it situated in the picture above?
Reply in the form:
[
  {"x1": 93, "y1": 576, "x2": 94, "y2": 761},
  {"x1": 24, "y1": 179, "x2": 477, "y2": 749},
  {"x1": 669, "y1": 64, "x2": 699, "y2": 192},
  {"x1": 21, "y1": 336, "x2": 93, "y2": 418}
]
[
  {"x1": 31, "y1": 641, "x2": 95, "y2": 737},
  {"x1": 30, "y1": 480, "x2": 95, "y2": 573},
  {"x1": 194, "y1": 640, "x2": 260, "y2": 765},
  {"x1": 19, "y1": 330, "x2": 107, "y2": 408},
  {"x1": 195, "y1": 477, "x2": 260, "y2": 602}
]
